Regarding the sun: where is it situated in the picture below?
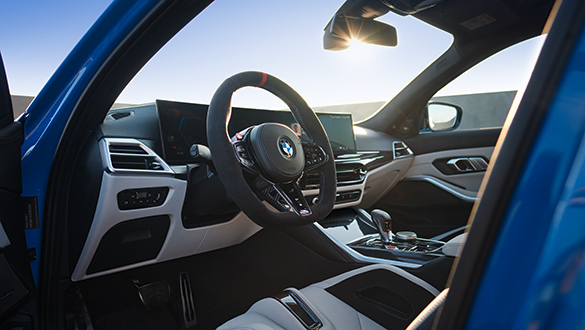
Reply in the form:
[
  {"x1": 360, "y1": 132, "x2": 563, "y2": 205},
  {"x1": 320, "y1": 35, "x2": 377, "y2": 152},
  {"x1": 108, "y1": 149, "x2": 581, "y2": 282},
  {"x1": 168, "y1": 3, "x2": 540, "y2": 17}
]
[{"x1": 346, "y1": 38, "x2": 371, "y2": 58}]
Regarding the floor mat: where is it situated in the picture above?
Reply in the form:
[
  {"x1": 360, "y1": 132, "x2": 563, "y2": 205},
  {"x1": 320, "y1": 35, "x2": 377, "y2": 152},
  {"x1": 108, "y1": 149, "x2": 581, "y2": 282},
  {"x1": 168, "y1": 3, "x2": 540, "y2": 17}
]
[
  {"x1": 94, "y1": 306, "x2": 178, "y2": 330},
  {"x1": 79, "y1": 227, "x2": 362, "y2": 329}
]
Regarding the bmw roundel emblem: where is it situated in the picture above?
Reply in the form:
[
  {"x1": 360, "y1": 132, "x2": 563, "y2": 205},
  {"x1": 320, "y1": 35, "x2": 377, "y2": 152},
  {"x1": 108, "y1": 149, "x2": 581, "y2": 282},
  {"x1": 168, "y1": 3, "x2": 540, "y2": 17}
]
[{"x1": 279, "y1": 138, "x2": 294, "y2": 158}]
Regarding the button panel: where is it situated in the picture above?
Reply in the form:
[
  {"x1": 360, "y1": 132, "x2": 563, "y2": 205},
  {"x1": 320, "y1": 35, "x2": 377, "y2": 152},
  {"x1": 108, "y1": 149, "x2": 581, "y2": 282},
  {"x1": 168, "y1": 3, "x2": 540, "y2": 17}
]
[
  {"x1": 307, "y1": 190, "x2": 361, "y2": 205},
  {"x1": 335, "y1": 190, "x2": 362, "y2": 204},
  {"x1": 233, "y1": 142, "x2": 254, "y2": 167},
  {"x1": 303, "y1": 144, "x2": 327, "y2": 168},
  {"x1": 117, "y1": 187, "x2": 169, "y2": 210}
]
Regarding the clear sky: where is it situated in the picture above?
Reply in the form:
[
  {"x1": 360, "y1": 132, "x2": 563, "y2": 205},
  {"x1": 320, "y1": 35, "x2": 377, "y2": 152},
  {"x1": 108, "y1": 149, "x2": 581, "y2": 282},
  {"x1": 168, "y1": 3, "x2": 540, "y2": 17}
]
[
  {"x1": 0, "y1": 1, "x2": 112, "y2": 97},
  {"x1": 0, "y1": 0, "x2": 544, "y2": 112}
]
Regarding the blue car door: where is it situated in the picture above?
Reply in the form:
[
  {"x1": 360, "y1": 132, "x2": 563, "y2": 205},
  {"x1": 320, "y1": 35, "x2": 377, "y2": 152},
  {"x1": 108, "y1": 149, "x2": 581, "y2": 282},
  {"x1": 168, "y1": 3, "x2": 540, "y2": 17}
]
[
  {"x1": 0, "y1": 53, "x2": 36, "y2": 324},
  {"x1": 435, "y1": 0, "x2": 585, "y2": 327}
]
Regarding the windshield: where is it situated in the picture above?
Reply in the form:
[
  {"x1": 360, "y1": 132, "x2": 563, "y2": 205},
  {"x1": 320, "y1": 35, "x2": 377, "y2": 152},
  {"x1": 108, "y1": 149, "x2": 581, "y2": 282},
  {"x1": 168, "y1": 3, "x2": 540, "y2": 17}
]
[
  {"x1": 3, "y1": 1, "x2": 543, "y2": 123},
  {"x1": 115, "y1": 0, "x2": 453, "y2": 121}
]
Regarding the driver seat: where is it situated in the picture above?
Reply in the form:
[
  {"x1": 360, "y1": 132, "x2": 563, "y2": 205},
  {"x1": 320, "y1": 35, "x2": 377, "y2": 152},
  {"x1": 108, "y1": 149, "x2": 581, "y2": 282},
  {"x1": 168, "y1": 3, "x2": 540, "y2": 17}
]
[{"x1": 217, "y1": 264, "x2": 443, "y2": 330}]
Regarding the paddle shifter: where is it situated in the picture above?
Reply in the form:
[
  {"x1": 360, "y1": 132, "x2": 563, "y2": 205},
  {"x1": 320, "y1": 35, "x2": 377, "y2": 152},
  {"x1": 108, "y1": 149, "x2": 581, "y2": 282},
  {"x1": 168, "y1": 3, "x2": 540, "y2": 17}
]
[{"x1": 371, "y1": 209, "x2": 392, "y2": 244}]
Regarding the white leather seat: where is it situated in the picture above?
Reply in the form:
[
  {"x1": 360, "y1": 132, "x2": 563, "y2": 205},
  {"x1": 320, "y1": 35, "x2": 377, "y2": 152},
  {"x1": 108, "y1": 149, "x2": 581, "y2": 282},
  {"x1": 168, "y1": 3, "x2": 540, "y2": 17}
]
[{"x1": 217, "y1": 264, "x2": 439, "y2": 330}]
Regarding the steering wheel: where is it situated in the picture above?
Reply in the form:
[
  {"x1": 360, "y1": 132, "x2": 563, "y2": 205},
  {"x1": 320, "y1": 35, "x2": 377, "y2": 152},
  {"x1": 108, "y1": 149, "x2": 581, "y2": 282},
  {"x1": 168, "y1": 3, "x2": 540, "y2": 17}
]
[{"x1": 207, "y1": 71, "x2": 336, "y2": 228}]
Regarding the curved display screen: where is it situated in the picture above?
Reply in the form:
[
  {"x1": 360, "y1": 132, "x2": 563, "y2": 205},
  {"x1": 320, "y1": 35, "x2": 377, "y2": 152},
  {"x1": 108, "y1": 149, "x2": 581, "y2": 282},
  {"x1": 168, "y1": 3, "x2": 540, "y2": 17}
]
[{"x1": 156, "y1": 99, "x2": 356, "y2": 164}]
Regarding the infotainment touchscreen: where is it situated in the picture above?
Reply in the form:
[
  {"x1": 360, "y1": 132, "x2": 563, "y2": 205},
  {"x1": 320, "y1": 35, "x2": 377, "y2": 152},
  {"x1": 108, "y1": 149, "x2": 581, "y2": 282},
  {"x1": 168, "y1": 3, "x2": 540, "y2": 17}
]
[{"x1": 156, "y1": 99, "x2": 356, "y2": 163}]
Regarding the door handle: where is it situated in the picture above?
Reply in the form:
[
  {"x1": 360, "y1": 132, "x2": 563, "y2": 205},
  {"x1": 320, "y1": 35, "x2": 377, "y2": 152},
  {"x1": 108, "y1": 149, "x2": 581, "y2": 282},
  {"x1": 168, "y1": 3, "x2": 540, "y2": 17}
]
[{"x1": 447, "y1": 157, "x2": 488, "y2": 172}]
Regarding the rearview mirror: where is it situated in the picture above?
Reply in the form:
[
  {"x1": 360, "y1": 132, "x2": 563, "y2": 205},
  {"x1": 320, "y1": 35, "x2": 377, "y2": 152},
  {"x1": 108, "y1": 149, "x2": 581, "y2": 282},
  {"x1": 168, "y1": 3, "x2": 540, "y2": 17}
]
[
  {"x1": 425, "y1": 102, "x2": 462, "y2": 132},
  {"x1": 323, "y1": 15, "x2": 398, "y2": 51}
]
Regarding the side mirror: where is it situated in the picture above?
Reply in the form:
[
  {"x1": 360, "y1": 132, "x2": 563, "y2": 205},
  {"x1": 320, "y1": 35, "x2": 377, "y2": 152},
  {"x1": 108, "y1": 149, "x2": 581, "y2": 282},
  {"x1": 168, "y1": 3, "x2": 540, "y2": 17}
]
[
  {"x1": 323, "y1": 15, "x2": 398, "y2": 51},
  {"x1": 424, "y1": 102, "x2": 462, "y2": 132}
]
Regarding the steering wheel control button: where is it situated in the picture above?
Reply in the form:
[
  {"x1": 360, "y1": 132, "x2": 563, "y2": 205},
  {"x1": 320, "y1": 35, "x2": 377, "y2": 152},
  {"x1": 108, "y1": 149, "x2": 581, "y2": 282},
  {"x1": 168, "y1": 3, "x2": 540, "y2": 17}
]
[
  {"x1": 303, "y1": 144, "x2": 327, "y2": 169},
  {"x1": 117, "y1": 187, "x2": 169, "y2": 210},
  {"x1": 232, "y1": 142, "x2": 255, "y2": 168},
  {"x1": 275, "y1": 182, "x2": 313, "y2": 216},
  {"x1": 236, "y1": 146, "x2": 248, "y2": 158}
]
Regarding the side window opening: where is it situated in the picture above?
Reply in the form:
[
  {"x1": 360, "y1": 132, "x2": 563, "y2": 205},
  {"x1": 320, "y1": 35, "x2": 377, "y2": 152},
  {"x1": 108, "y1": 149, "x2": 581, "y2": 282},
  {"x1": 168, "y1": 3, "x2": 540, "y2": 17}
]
[{"x1": 432, "y1": 35, "x2": 546, "y2": 131}]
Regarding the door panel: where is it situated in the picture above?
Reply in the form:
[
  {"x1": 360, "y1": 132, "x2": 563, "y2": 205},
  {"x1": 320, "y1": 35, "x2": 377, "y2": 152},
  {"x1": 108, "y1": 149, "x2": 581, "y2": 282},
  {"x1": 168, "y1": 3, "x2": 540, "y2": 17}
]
[
  {"x1": 403, "y1": 147, "x2": 494, "y2": 193},
  {"x1": 370, "y1": 131, "x2": 500, "y2": 238},
  {"x1": 373, "y1": 180, "x2": 474, "y2": 238},
  {"x1": 0, "y1": 188, "x2": 33, "y2": 320},
  {"x1": 0, "y1": 52, "x2": 36, "y2": 322}
]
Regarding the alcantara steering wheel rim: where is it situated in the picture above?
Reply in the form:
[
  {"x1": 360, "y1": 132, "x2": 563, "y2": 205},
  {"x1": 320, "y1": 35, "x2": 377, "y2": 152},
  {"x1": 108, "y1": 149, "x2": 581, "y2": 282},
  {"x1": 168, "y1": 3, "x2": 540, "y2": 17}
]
[{"x1": 206, "y1": 71, "x2": 336, "y2": 228}]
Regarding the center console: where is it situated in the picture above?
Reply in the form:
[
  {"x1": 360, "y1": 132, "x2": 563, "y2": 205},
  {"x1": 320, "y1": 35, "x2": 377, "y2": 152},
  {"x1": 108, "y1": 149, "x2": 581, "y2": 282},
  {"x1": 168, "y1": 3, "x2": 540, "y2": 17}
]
[
  {"x1": 347, "y1": 232, "x2": 447, "y2": 267},
  {"x1": 317, "y1": 208, "x2": 465, "y2": 287}
]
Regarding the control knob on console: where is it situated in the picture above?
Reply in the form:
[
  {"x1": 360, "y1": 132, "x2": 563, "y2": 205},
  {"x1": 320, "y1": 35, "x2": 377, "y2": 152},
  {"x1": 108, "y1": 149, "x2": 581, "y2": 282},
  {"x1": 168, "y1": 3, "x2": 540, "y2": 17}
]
[
  {"x1": 395, "y1": 231, "x2": 417, "y2": 243},
  {"x1": 371, "y1": 209, "x2": 392, "y2": 244}
]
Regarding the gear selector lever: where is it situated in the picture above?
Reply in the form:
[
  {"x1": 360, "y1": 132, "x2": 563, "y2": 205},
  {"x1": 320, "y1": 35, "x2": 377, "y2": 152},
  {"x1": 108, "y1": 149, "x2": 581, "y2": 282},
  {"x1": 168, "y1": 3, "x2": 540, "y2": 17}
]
[{"x1": 371, "y1": 209, "x2": 392, "y2": 244}]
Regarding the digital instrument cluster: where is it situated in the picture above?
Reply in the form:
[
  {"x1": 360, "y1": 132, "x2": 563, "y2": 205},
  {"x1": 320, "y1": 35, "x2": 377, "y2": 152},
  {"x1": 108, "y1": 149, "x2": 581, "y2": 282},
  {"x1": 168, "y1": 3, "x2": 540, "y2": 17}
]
[{"x1": 156, "y1": 99, "x2": 356, "y2": 164}]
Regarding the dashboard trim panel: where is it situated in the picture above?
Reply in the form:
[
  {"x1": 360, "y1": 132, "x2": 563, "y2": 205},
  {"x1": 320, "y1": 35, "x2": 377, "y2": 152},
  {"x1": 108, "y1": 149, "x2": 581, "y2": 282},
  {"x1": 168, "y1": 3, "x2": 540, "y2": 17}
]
[{"x1": 71, "y1": 171, "x2": 261, "y2": 281}]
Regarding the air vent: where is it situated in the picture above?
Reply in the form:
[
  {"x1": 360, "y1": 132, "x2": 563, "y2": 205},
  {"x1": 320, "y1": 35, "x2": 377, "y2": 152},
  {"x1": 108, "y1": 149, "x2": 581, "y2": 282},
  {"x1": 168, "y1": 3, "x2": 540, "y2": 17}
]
[
  {"x1": 336, "y1": 163, "x2": 367, "y2": 186},
  {"x1": 110, "y1": 155, "x2": 164, "y2": 170},
  {"x1": 101, "y1": 138, "x2": 173, "y2": 174},
  {"x1": 393, "y1": 141, "x2": 413, "y2": 159},
  {"x1": 337, "y1": 170, "x2": 363, "y2": 184},
  {"x1": 110, "y1": 111, "x2": 133, "y2": 120},
  {"x1": 301, "y1": 164, "x2": 367, "y2": 189},
  {"x1": 109, "y1": 144, "x2": 148, "y2": 155},
  {"x1": 302, "y1": 173, "x2": 321, "y2": 189}
]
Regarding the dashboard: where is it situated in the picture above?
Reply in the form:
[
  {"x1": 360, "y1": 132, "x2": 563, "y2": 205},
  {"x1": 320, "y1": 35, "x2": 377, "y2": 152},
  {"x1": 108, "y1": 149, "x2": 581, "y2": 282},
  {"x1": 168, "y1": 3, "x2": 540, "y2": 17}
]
[
  {"x1": 156, "y1": 99, "x2": 357, "y2": 163},
  {"x1": 68, "y1": 100, "x2": 412, "y2": 281}
]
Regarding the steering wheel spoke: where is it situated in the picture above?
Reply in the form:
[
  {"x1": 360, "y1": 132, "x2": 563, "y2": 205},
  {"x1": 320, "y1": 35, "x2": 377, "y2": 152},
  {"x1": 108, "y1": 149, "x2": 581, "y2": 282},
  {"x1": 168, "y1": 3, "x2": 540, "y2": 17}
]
[
  {"x1": 232, "y1": 132, "x2": 259, "y2": 174},
  {"x1": 273, "y1": 181, "x2": 312, "y2": 216},
  {"x1": 302, "y1": 142, "x2": 329, "y2": 172}
]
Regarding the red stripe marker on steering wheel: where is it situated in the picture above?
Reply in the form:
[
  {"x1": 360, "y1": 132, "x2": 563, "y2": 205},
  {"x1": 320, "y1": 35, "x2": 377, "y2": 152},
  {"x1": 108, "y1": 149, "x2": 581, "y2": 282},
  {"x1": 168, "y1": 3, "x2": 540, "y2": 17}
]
[{"x1": 256, "y1": 72, "x2": 267, "y2": 87}]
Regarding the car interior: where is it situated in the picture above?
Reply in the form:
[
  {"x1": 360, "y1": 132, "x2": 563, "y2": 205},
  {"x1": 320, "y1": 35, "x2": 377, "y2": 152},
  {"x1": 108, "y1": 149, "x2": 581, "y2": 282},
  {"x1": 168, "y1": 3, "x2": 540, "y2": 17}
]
[{"x1": 34, "y1": 0, "x2": 558, "y2": 329}]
